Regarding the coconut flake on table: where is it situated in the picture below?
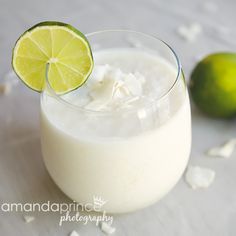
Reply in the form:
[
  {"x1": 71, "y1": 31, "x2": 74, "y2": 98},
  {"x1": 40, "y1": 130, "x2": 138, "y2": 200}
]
[
  {"x1": 23, "y1": 215, "x2": 35, "y2": 223},
  {"x1": 185, "y1": 165, "x2": 215, "y2": 189},
  {"x1": 206, "y1": 139, "x2": 236, "y2": 158},
  {"x1": 0, "y1": 83, "x2": 12, "y2": 95},
  {"x1": 177, "y1": 23, "x2": 202, "y2": 42},
  {"x1": 85, "y1": 65, "x2": 146, "y2": 111},
  {"x1": 0, "y1": 70, "x2": 19, "y2": 95},
  {"x1": 69, "y1": 230, "x2": 80, "y2": 236},
  {"x1": 99, "y1": 221, "x2": 116, "y2": 235}
]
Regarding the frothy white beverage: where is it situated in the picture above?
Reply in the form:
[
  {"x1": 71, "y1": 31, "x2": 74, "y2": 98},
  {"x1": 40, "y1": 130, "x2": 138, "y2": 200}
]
[{"x1": 41, "y1": 49, "x2": 191, "y2": 213}]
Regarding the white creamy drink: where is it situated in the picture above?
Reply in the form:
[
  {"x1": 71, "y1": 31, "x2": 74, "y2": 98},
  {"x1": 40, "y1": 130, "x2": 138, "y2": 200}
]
[{"x1": 41, "y1": 46, "x2": 191, "y2": 213}]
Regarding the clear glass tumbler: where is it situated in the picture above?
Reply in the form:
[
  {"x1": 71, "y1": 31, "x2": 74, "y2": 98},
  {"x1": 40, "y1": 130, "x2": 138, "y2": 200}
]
[{"x1": 40, "y1": 30, "x2": 191, "y2": 213}]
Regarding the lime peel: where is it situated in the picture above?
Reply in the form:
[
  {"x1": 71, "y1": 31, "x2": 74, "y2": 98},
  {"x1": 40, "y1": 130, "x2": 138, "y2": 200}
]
[{"x1": 190, "y1": 52, "x2": 236, "y2": 118}]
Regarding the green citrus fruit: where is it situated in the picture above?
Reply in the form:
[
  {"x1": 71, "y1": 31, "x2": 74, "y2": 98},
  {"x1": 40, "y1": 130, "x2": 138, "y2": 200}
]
[
  {"x1": 190, "y1": 53, "x2": 236, "y2": 118},
  {"x1": 12, "y1": 21, "x2": 93, "y2": 94}
]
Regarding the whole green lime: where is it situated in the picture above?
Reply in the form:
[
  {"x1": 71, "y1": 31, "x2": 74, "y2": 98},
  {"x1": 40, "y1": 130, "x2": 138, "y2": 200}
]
[{"x1": 190, "y1": 53, "x2": 236, "y2": 118}]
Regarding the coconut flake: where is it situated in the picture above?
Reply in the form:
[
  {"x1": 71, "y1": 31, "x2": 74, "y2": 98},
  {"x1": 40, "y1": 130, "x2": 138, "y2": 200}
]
[
  {"x1": 0, "y1": 70, "x2": 20, "y2": 95},
  {"x1": 124, "y1": 73, "x2": 143, "y2": 96},
  {"x1": 134, "y1": 72, "x2": 146, "y2": 84},
  {"x1": 23, "y1": 215, "x2": 35, "y2": 223},
  {"x1": 69, "y1": 230, "x2": 79, "y2": 236},
  {"x1": 206, "y1": 139, "x2": 236, "y2": 158},
  {"x1": 85, "y1": 65, "x2": 145, "y2": 111},
  {"x1": 90, "y1": 77, "x2": 119, "y2": 101},
  {"x1": 100, "y1": 221, "x2": 116, "y2": 235},
  {"x1": 0, "y1": 83, "x2": 12, "y2": 95},
  {"x1": 185, "y1": 166, "x2": 215, "y2": 189},
  {"x1": 91, "y1": 65, "x2": 110, "y2": 82},
  {"x1": 177, "y1": 23, "x2": 202, "y2": 42}
]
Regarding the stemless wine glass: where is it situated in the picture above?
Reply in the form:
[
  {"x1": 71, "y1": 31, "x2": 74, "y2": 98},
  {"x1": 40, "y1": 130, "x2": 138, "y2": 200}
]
[{"x1": 40, "y1": 30, "x2": 191, "y2": 213}]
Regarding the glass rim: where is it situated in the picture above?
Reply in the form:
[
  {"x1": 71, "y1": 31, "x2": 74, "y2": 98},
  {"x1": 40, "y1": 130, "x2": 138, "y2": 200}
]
[{"x1": 43, "y1": 29, "x2": 183, "y2": 115}]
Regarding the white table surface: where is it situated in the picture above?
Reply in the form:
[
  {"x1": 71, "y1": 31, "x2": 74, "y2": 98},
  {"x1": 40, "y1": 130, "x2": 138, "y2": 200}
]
[{"x1": 0, "y1": 0, "x2": 236, "y2": 235}]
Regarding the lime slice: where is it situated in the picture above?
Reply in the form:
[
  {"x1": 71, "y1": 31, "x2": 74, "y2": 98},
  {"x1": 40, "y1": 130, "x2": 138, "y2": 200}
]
[{"x1": 12, "y1": 21, "x2": 93, "y2": 94}]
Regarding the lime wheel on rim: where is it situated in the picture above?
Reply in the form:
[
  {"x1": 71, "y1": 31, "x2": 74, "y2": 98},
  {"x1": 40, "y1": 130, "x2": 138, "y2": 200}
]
[{"x1": 12, "y1": 21, "x2": 93, "y2": 94}]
